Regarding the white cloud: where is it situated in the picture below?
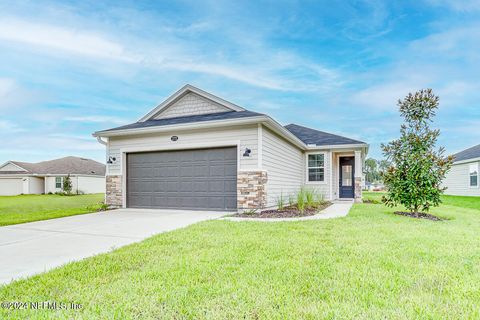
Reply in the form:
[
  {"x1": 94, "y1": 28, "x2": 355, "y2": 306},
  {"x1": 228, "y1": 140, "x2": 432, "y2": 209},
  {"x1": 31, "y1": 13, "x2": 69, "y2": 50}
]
[
  {"x1": 64, "y1": 115, "x2": 129, "y2": 125},
  {"x1": 0, "y1": 16, "x2": 340, "y2": 92},
  {"x1": 0, "y1": 120, "x2": 24, "y2": 132},
  {"x1": 0, "y1": 78, "x2": 16, "y2": 98},
  {"x1": 0, "y1": 17, "x2": 139, "y2": 62}
]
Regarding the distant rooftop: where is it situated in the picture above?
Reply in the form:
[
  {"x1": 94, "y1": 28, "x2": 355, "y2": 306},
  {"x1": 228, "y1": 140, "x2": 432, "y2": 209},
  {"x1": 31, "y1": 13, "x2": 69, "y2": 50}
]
[{"x1": 0, "y1": 156, "x2": 105, "y2": 176}]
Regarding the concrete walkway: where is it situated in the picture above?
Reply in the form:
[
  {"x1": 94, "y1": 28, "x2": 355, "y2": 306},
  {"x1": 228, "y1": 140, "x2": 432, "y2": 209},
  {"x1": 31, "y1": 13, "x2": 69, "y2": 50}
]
[
  {"x1": 0, "y1": 209, "x2": 226, "y2": 285},
  {"x1": 224, "y1": 200, "x2": 354, "y2": 222}
]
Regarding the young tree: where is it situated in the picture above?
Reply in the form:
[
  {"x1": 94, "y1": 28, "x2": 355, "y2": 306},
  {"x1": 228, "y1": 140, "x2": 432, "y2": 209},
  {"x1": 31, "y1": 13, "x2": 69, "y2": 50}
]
[
  {"x1": 62, "y1": 174, "x2": 73, "y2": 195},
  {"x1": 365, "y1": 158, "x2": 379, "y2": 183},
  {"x1": 381, "y1": 89, "x2": 453, "y2": 216}
]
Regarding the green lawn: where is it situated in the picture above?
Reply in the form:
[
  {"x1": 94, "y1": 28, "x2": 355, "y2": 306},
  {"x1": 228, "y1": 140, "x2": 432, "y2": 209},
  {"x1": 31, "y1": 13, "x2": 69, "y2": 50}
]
[
  {"x1": 1, "y1": 195, "x2": 479, "y2": 319},
  {"x1": 364, "y1": 191, "x2": 480, "y2": 210},
  {"x1": 0, "y1": 194, "x2": 105, "y2": 226}
]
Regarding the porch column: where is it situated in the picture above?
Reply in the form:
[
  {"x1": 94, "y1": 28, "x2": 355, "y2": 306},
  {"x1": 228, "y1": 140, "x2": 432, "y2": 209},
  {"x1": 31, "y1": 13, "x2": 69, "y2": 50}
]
[{"x1": 354, "y1": 150, "x2": 363, "y2": 203}]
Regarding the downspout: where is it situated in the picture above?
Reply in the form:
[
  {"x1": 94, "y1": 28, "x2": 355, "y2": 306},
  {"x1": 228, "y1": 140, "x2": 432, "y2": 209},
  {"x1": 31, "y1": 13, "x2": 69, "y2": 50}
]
[{"x1": 95, "y1": 136, "x2": 108, "y2": 204}]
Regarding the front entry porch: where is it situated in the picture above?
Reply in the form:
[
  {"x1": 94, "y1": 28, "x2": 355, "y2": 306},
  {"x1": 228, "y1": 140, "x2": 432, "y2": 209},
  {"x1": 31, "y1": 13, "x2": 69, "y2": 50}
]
[{"x1": 331, "y1": 150, "x2": 363, "y2": 202}]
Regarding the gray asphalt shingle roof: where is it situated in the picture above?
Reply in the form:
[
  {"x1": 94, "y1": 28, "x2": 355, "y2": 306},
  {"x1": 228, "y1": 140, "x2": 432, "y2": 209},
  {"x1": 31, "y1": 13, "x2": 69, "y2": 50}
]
[
  {"x1": 284, "y1": 124, "x2": 366, "y2": 146},
  {"x1": 453, "y1": 144, "x2": 480, "y2": 162},
  {"x1": 98, "y1": 110, "x2": 265, "y2": 133},
  {"x1": 1, "y1": 157, "x2": 105, "y2": 176}
]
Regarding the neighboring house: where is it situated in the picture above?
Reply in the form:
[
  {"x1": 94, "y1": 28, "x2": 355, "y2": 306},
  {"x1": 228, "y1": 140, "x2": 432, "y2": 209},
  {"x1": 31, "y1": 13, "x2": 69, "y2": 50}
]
[
  {"x1": 443, "y1": 144, "x2": 480, "y2": 197},
  {"x1": 0, "y1": 157, "x2": 106, "y2": 196},
  {"x1": 93, "y1": 84, "x2": 369, "y2": 211},
  {"x1": 365, "y1": 182, "x2": 385, "y2": 191}
]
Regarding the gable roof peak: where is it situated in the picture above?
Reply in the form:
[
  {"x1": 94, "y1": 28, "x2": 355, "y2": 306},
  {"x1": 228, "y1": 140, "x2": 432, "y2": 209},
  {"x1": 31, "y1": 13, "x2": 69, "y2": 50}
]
[{"x1": 138, "y1": 84, "x2": 246, "y2": 122}]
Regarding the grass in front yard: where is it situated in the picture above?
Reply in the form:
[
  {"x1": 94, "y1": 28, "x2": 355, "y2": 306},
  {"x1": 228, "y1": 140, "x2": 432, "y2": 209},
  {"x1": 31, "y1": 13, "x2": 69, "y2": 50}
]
[
  {"x1": 0, "y1": 196, "x2": 479, "y2": 319},
  {"x1": 0, "y1": 194, "x2": 105, "y2": 226}
]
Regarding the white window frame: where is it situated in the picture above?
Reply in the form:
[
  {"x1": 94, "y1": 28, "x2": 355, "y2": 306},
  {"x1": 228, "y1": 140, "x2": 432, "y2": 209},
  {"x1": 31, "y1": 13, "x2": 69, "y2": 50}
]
[
  {"x1": 305, "y1": 152, "x2": 327, "y2": 184},
  {"x1": 55, "y1": 176, "x2": 63, "y2": 189},
  {"x1": 469, "y1": 163, "x2": 479, "y2": 188}
]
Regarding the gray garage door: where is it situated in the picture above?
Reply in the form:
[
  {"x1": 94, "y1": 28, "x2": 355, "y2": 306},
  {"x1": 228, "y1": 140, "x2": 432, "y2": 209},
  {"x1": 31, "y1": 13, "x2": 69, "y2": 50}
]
[{"x1": 127, "y1": 147, "x2": 237, "y2": 210}]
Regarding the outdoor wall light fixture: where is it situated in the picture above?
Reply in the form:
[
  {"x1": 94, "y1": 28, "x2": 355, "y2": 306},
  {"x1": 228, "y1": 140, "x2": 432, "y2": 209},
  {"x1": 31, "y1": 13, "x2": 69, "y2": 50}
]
[
  {"x1": 243, "y1": 148, "x2": 251, "y2": 157},
  {"x1": 106, "y1": 156, "x2": 116, "y2": 164}
]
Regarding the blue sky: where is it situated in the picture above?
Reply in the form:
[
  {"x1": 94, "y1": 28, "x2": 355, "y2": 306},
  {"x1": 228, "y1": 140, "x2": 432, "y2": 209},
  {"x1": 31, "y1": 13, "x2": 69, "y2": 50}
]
[{"x1": 1, "y1": 0, "x2": 479, "y2": 164}]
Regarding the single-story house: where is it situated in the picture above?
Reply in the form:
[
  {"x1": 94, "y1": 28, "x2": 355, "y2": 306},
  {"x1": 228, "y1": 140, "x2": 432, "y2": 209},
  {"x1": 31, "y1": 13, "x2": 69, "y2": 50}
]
[
  {"x1": 93, "y1": 84, "x2": 369, "y2": 211},
  {"x1": 443, "y1": 144, "x2": 480, "y2": 197},
  {"x1": 0, "y1": 156, "x2": 106, "y2": 196}
]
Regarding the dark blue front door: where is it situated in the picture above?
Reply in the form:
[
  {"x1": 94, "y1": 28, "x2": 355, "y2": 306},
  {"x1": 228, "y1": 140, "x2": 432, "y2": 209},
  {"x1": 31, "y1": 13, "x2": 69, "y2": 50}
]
[{"x1": 339, "y1": 157, "x2": 354, "y2": 198}]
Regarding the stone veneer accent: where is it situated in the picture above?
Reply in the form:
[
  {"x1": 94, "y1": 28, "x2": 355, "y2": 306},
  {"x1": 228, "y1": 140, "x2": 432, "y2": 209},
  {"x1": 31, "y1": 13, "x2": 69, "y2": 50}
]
[
  {"x1": 237, "y1": 171, "x2": 268, "y2": 210},
  {"x1": 354, "y1": 177, "x2": 363, "y2": 203},
  {"x1": 106, "y1": 175, "x2": 122, "y2": 208}
]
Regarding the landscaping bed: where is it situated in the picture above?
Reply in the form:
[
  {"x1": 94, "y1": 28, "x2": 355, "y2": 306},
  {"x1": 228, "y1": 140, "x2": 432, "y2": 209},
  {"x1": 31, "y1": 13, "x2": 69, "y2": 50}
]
[
  {"x1": 394, "y1": 211, "x2": 443, "y2": 221},
  {"x1": 234, "y1": 201, "x2": 332, "y2": 218}
]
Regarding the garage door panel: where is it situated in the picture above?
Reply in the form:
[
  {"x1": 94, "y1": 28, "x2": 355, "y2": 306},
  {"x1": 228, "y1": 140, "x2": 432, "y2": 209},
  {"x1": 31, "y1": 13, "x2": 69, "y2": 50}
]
[
  {"x1": 0, "y1": 178, "x2": 24, "y2": 196},
  {"x1": 193, "y1": 165, "x2": 209, "y2": 177},
  {"x1": 127, "y1": 147, "x2": 237, "y2": 210},
  {"x1": 128, "y1": 194, "x2": 152, "y2": 207},
  {"x1": 224, "y1": 180, "x2": 237, "y2": 192}
]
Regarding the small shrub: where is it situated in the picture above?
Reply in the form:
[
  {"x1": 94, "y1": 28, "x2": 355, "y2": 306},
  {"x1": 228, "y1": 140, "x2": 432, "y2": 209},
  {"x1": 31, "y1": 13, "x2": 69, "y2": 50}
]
[
  {"x1": 276, "y1": 193, "x2": 285, "y2": 210},
  {"x1": 304, "y1": 188, "x2": 317, "y2": 208},
  {"x1": 296, "y1": 188, "x2": 307, "y2": 213},
  {"x1": 315, "y1": 192, "x2": 325, "y2": 205},
  {"x1": 288, "y1": 194, "x2": 295, "y2": 207},
  {"x1": 242, "y1": 209, "x2": 257, "y2": 216},
  {"x1": 98, "y1": 202, "x2": 109, "y2": 211}
]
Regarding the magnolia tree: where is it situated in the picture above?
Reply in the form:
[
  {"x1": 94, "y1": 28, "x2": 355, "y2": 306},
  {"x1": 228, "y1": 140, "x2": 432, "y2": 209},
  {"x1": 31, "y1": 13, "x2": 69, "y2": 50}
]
[{"x1": 381, "y1": 89, "x2": 453, "y2": 216}]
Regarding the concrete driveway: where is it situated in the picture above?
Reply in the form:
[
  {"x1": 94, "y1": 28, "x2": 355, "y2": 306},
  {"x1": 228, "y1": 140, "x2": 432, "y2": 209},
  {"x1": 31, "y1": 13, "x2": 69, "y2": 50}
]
[{"x1": 0, "y1": 209, "x2": 226, "y2": 285}]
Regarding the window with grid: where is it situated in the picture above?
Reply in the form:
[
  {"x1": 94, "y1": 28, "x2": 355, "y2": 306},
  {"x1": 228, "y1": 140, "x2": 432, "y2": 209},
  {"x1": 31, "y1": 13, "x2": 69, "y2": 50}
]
[
  {"x1": 55, "y1": 177, "x2": 63, "y2": 189},
  {"x1": 307, "y1": 154, "x2": 325, "y2": 182},
  {"x1": 470, "y1": 163, "x2": 478, "y2": 187}
]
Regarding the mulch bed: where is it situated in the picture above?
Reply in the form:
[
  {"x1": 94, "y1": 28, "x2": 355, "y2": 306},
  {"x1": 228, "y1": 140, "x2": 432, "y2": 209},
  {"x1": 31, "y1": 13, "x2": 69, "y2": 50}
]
[
  {"x1": 234, "y1": 202, "x2": 332, "y2": 219},
  {"x1": 394, "y1": 211, "x2": 443, "y2": 221}
]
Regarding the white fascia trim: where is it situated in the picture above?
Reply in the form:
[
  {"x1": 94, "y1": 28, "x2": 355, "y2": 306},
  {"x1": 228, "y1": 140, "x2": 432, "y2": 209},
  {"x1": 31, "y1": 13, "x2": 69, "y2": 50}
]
[
  {"x1": 94, "y1": 116, "x2": 267, "y2": 137},
  {"x1": 454, "y1": 157, "x2": 480, "y2": 165},
  {"x1": 93, "y1": 115, "x2": 308, "y2": 150},
  {"x1": 306, "y1": 143, "x2": 369, "y2": 150},
  {"x1": 261, "y1": 119, "x2": 308, "y2": 150},
  {"x1": 138, "y1": 84, "x2": 245, "y2": 122},
  {"x1": 0, "y1": 161, "x2": 28, "y2": 172}
]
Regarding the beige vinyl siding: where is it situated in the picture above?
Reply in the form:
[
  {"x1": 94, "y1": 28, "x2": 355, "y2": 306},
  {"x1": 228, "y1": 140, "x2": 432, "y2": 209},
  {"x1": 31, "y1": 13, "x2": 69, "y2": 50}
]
[
  {"x1": 304, "y1": 151, "x2": 331, "y2": 200},
  {"x1": 28, "y1": 177, "x2": 44, "y2": 194},
  {"x1": 77, "y1": 176, "x2": 105, "y2": 193},
  {"x1": 443, "y1": 161, "x2": 480, "y2": 196},
  {"x1": 107, "y1": 124, "x2": 258, "y2": 176},
  {"x1": 261, "y1": 127, "x2": 304, "y2": 207}
]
